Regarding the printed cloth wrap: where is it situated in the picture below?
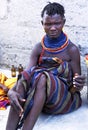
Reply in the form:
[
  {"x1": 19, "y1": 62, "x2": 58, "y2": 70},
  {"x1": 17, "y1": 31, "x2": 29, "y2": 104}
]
[
  {"x1": 16, "y1": 57, "x2": 82, "y2": 129},
  {"x1": 0, "y1": 73, "x2": 17, "y2": 110}
]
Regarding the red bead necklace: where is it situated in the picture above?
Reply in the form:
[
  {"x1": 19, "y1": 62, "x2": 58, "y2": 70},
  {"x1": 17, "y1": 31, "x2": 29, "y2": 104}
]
[{"x1": 41, "y1": 33, "x2": 68, "y2": 53}]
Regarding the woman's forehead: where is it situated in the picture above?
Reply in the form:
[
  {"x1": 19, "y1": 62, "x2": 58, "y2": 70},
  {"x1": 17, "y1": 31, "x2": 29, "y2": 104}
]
[{"x1": 42, "y1": 13, "x2": 63, "y2": 22}]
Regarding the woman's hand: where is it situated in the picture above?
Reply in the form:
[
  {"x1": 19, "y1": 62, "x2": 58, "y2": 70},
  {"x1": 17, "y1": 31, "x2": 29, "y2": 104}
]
[
  {"x1": 0, "y1": 83, "x2": 9, "y2": 93},
  {"x1": 7, "y1": 89, "x2": 26, "y2": 117},
  {"x1": 73, "y1": 73, "x2": 86, "y2": 91}
]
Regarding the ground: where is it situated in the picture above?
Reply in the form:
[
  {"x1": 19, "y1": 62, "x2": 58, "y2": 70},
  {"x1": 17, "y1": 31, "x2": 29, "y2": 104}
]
[{"x1": 0, "y1": 69, "x2": 88, "y2": 130}]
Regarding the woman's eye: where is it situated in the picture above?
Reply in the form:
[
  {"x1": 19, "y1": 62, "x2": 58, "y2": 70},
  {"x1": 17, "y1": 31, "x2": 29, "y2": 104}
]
[
  {"x1": 45, "y1": 22, "x2": 61, "y2": 26},
  {"x1": 45, "y1": 23, "x2": 51, "y2": 26}
]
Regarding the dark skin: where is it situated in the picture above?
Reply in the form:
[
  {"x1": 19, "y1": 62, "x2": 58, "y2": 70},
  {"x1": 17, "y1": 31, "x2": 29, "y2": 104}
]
[
  {"x1": 6, "y1": 13, "x2": 85, "y2": 130},
  {"x1": 0, "y1": 83, "x2": 9, "y2": 93}
]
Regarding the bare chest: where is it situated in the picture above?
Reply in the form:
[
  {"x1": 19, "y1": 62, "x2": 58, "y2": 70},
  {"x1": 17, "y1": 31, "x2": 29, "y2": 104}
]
[{"x1": 42, "y1": 49, "x2": 71, "y2": 62}]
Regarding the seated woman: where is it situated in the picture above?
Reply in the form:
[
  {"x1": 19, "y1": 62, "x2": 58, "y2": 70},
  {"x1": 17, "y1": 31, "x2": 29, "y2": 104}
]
[
  {"x1": 6, "y1": 2, "x2": 85, "y2": 130},
  {"x1": 0, "y1": 72, "x2": 17, "y2": 110}
]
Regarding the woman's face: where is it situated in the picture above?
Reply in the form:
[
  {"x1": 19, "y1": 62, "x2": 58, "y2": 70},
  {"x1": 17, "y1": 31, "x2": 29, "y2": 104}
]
[{"x1": 42, "y1": 13, "x2": 65, "y2": 39}]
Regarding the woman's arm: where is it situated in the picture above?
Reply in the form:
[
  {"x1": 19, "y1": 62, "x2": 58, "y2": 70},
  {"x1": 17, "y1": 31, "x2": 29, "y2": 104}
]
[
  {"x1": 7, "y1": 42, "x2": 42, "y2": 116},
  {"x1": 27, "y1": 43, "x2": 42, "y2": 69},
  {"x1": 69, "y1": 43, "x2": 85, "y2": 90},
  {"x1": 0, "y1": 83, "x2": 9, "y2": 93}
]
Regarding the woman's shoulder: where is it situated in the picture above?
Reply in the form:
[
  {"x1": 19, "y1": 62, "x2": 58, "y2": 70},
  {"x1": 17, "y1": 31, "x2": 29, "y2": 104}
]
[
  {"x1": 32, "y1": 42, "x2": 42, "y2": 55},
  {"x1": 68, "y1": 40, "x2": 79, "y2": 53}
]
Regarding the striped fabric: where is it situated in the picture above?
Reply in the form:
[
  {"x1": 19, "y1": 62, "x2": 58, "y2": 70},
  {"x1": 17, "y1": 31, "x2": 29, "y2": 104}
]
[
  {"x1": 16, "y1": 57, "x2": 82, "y2": 129},
  {"x1": 23, "y1": 57, "x2": 82, "y2": 114},
  {"x1": 0, "y1": 96, "x2": 10, "y2": 110}
]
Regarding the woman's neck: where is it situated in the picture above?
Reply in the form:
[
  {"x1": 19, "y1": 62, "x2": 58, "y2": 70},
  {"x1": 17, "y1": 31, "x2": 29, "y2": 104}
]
[{"x1": 44, "y1": 31, "x2": 67, "y2": 48}]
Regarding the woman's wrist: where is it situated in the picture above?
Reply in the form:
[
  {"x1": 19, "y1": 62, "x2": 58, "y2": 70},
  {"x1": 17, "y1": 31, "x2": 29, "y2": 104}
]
[{"x1": 4, "y1": 87, "x2": 9, "y2": 93}]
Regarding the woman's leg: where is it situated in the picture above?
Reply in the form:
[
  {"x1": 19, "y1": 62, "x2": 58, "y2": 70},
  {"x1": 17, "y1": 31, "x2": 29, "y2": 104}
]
[
  {"x1": 22, "y1": 74, "x2": 46, "y2": 130},
  {"x1": 6, "y1": 106, "x2": 20, "y2": 130}
]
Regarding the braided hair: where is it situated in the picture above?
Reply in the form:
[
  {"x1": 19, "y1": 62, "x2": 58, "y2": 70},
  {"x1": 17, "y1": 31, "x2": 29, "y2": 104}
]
[{"x1": 41, "y1": 2, "x2": 65, "y2": 18}]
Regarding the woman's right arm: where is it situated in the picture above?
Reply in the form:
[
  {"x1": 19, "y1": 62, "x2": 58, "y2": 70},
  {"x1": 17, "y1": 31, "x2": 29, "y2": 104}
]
[{"x1": 7, "y1": 42, "x2": 42, "y2": 116}]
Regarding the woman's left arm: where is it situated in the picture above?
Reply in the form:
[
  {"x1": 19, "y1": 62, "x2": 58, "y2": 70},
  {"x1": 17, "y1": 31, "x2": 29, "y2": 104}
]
[{"x1": 69, "y1": 44, "x2": 85, "y2": 90}]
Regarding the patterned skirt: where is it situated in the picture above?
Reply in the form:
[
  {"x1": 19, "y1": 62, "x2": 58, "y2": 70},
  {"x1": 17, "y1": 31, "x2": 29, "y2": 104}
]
[{"x1": 16, "y1": 58, "x2": 82, "y2": 129}]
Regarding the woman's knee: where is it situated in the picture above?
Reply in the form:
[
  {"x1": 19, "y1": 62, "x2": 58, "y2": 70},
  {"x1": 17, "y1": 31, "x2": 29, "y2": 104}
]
[{"x1": 37, "y1": 74, "x2": 46, "y2": 90}]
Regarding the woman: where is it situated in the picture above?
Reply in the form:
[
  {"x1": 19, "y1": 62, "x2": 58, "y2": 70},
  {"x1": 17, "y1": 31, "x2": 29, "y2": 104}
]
[{"x1": 6, "y1": 2, "x2": 85, "y2": 130}]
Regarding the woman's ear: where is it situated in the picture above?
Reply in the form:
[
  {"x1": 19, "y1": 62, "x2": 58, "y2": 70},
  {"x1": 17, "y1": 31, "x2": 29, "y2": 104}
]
[
  {"x1": 41, "y1": 20, "x2": 43, "y2": 25},
  {"x1": 63, "y1": 17, "x2": 66, "y2": 24}
]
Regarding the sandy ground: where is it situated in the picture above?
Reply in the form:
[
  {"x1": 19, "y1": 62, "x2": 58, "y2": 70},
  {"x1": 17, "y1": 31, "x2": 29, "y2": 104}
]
[{"x1": 0, "y1": 69, "x2": 88, "y2": 130}]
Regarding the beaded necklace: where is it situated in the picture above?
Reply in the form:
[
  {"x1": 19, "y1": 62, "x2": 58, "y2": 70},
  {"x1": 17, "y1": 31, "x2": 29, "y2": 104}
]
[{"x1": 41, "y1": 32, "x2": 69, "y2": 53}]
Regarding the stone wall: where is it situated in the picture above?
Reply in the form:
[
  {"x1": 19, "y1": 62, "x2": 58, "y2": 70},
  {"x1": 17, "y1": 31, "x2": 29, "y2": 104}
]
[{"x1": 0, "y1": 0, "x2": 88, "y2": 74}]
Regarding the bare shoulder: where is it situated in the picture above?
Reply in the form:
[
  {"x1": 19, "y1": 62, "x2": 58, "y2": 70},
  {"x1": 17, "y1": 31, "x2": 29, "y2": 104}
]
[
  {"x1": 32, "y1": 42, "x2": 42, "y2": 55},
  {"x1": 68, "y1": 40, "x2": 80, "y2": 55},
  {"x1": 27, "y1": 42, "x2": 42, "y2": 68},
  {"x1": 67, "y1": 41, "x2": 81, "y2": 75}
]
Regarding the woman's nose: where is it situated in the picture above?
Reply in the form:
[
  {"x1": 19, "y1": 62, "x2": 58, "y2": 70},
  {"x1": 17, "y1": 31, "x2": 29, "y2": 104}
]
[{"x1": 50, "y1": 25, "x2": 56, "y2": 30}]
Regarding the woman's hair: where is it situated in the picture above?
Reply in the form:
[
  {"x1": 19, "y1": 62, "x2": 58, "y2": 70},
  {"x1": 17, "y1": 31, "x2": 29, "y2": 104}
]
[{"x1": 41, "y1": 2, "x2": 65, "y2": 18}]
